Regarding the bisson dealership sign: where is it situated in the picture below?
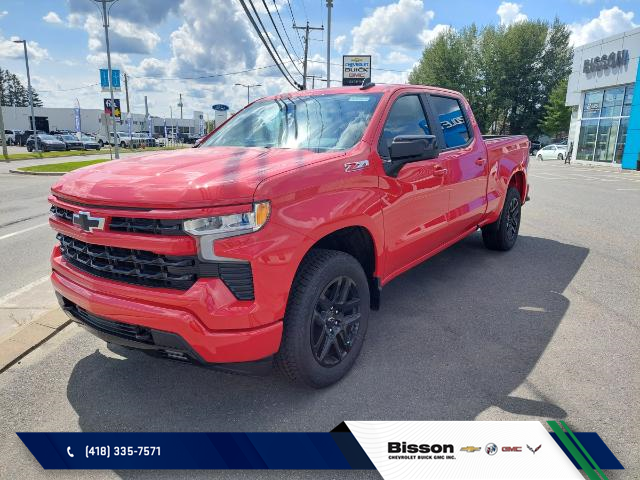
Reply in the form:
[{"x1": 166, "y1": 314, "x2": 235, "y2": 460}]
[{"x1": 583, "y1": 49, "x2": 629, "y2": 73}]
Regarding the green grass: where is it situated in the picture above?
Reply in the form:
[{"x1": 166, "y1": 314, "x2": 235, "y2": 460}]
[
  {"x1": 3, "y1": 145, "x2": 186, "y2": 161},
  {"x1": 17, "y1": 159, "x2": 110, "y2": 173}
]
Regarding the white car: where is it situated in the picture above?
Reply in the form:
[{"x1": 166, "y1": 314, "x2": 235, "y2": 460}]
[{"x1": 536, "y1": 144, "x2": 568, "y2": 161}]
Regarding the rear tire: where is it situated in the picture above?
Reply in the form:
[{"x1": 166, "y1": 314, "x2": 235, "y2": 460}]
[
  {"x1": 481, "y1": 187, "x2": 522, "y2": 251},
  {"x1": 275, "y1": 249, "x2": 370, "y2": 388}
]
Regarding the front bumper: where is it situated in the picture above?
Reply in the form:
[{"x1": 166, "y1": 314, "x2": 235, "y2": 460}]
[{"x1": 51, "y1": 255, "x2": 283, "y2": 363}]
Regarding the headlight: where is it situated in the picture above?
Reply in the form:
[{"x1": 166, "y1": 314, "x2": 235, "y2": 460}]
[{"x1": 183, "y1": 201, "x2": 270, "y2": 236}]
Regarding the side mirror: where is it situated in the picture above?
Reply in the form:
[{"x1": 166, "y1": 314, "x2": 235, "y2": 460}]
[{"x1": 385, "y1": 135, "x2": 439, "y2": 177}]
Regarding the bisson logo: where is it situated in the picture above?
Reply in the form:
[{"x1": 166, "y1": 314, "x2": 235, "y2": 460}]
[{"x1": 388, "y1": 442, "x2": 454, "y2": 454}]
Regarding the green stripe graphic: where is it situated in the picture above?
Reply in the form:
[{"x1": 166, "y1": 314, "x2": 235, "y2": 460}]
[
  {"x1": 560, "y1": 421, "x2": 609, "y2": 480},
  {"x1": 547, "y1": 420, "x2": 600, "y2": 480}
]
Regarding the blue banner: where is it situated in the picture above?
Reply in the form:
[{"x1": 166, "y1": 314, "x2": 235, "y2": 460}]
[
  {"x1": 99, "y1": 69, "x2": 121, "y2": 90},
  {"x1": 17, "y1": 432, "x2": 373, "y2": 470}
]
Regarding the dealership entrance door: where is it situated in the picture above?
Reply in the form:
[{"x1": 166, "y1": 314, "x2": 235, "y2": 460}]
[{"x1": 29, "y1": 116, "x2": 50, "y2": 133}]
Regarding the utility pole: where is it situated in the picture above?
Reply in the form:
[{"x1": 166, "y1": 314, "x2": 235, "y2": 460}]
[
  {"x1": 94, "y1": 0, "x2": 120, "y2": 159},
  {"x1": 294, "y1": 21, "x2": 324, "y2": 90},
  {"x1": 13, "y1": 39, "x2": 39, "y2": 155},
  {"x1": 326, "y1": 0, "x2": 333, "y2": 88},
  {"x1": 124, "y1": 72, "x2": 130, "y2": 114},
  {"x1": 178, "y1": 93, "x2": 183, "y2": 119},
  {"x1": 306, "y1": 75, "x2": 323, "y2": 89},
  {"x1": 234, "y1": 83, "x2": 261, "y2": 105}
]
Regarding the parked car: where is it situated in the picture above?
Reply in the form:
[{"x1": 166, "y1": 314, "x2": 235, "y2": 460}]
[
  {"x1": 26, "y1": 134, "x2": 66, "y2": 152},
  {"x1": 184, "y1": 134, "x2": 203, "y2": 144},
  {"x1": 4, "y1": 129, "x2": 23, "y2": 146},
  {"x1": 18, "y1": 130, "x2": 46, "y2": 146},
  {"x1": 133, "y1": 132, "x2": 156, "y2": 147},
  {"x1": 49, "y1": 84, "x2": 529, "y2": 387},
  {"x1": 95, "y1": 131, "x2": 136, "y2": 148},
  {"x1": 536, "y1": 144, "x2": 568, "y2": 161},
  {"x1": 529, "y1": 140, "x2": 541, "y2": 156},
  {"x1": 55, "y1": 134, "x2": 85, "y2": 151},
  {"x1": 79, "y1": 135, "x2": 101, "y2": 151}
]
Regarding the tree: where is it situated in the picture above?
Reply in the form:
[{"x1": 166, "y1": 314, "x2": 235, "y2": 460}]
[
  {"x1": 0, "y1": 68, "x2": 43, "y2": 107},
  {"x1": 539, "y1": 78, "x2": 572, "y2": 138},
  {"x1": 409, "y1": 18, "x2": 572, "y2": 138}
]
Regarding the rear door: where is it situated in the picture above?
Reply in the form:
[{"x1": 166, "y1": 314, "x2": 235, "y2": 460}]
[
  {"x1": 377, "y1": 92, "x2": 451, "y2": 279},
  {"x1": 428, "y1": 94, "x2": 488, "y2": 235}
]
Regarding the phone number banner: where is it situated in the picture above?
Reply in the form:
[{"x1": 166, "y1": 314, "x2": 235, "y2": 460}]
[{"x1": 17, "y1": 421, "x2": 622, "y2": 478}]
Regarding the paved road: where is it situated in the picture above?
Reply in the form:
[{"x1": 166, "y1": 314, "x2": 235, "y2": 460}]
[{"x1": 0, "y1": 160, "x2": 638, "y2": 479}]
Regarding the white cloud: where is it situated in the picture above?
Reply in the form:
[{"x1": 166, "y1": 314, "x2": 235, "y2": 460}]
[
  {"x1": 0, "y1": 35, "x2": 50, "y2": 62},
  {"x1": 43, "y1": 11, "x2": 63, "y2": 24},
  {"x1": 0, "y1": 10, "x2": 8, "y2": 19},
  {"x1": 497, "y1": 2, "x2": 528, "y2": 26},
  {"x1": 570, "y1": 7, "x2": 638, "y2": 46},
  {"x1": 82, "y1": 14, "x2": 161, "y2": 54},
  {"x1": 387, "y1": 51, "x2": 414, "y2": 64},
  {"x1": 348, "y1": 0, "x2": 449, "y2": 54},
  {"x1": 334, "y1": 35, "x2": 347, "y2": 53}
]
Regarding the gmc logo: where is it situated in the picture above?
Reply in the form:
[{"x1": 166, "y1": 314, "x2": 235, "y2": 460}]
[{"x1": 502, "y1": 446, "x2": 522, "y2": 452}]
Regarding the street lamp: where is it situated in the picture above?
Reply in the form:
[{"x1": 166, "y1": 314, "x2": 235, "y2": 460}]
[
  {"x1": 92, "y1": 0, "x2": 120, "y2": 159},
  {"x1": 13, "y1": 39, "x2": 38, "y2": 153},
  {"x1": 235, "y1": 83, "x2": 262, "y2": 105}
]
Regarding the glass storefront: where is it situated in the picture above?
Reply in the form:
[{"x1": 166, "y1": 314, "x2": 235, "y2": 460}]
[{"x1": 576, "y1": 84, "x2": 634, "y2": 163}]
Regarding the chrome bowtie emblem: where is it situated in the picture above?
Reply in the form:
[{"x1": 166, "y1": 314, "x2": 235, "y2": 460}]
[{"x1": 72, "y1": 211, "x2": 105, "y2": 232}]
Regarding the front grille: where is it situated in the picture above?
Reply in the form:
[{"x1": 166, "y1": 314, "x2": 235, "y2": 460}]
[
  {"x1": 110, "y1": 217, "x2": 184, "y2": 235},
  {"x1": 50, "y1": 205, "x2": 73, "y2": 222},
  {"x1": 57, "y1": 233, "x2": 200, "y2": 290},
  {"x1": 50, "y1": 206, "x2": 185, "y2": 236},
  {"x1": 56, "y1": 233, "x2": 255, "y2": 299},
  {"x1": 71, "y1": 304, "x2": 153, "y2": 344}
]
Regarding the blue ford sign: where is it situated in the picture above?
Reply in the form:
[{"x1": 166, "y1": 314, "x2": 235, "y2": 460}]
[{"x1": 212, "y1": 104, "x2": 229, "y2": 111}]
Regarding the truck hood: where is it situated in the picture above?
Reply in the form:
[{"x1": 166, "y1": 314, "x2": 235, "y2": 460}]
[{"x1": 51, "y1": 146, "x2": 341, "y2": 209}]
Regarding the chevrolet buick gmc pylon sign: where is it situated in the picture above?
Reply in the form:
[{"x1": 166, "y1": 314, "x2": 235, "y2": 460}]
[{"x1": 342, "y1": 55, "x2": 372, "y2": 86}]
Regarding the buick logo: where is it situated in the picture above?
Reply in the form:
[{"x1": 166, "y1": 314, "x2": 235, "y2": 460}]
[
  {"x1": 485, "y1": 443, "x2": 498, "y2": 455},
  {"x1": 72, "y1": 211, "x2": 105, "y2": 232}
]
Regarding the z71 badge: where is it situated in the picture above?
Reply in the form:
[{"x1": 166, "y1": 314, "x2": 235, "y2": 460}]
[{"x1": 344, "y1": 160, "x2": 369, "y2": 172}]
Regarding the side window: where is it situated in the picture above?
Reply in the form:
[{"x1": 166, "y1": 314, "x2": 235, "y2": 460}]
[
  {"x1": 378, "y1": 95, "x2": 430, "y2": 157},
  {"x1": 430, "y1": 95, "x2": 471, "y2": 148}
]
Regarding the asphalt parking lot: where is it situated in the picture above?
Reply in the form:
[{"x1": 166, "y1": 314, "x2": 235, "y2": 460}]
[{"x1": 0, "y1": 159, "x2": 638, "y2": 479}]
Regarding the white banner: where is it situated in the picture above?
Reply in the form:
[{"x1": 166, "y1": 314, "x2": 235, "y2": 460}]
[{"x1": 346, "y1": 421, "x2": 582, "y2": 480}]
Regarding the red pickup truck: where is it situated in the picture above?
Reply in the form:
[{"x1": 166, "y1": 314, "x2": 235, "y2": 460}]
[{"x1": 49, "y1": 84, "x2": 529, "y2": 387}]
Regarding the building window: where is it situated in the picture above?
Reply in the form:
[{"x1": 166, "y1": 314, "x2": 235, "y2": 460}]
[
  {"x1": 578, "y1": 84, "x2": 634, "y2": 163},
  {"x1": 601, "y1": 87, "x2": 625, "y2": 117},
  {"x1": 615, "y1": 118, "x2": 629, "y2": 164},
  {"x1": 576, "y1": 120, "x2": 598, "y2": 161},
  {"x1": 622, "y1": 85, "x2": 634, "y2": 117},
  {"x1": 583, "y1": 90, "x2": 603, "y2": 118}
]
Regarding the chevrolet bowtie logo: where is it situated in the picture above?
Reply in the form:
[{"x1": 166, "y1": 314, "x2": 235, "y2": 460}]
[
  {"x1": 460, "y1": 446, "x2": 481, "y2": 453},
  {"x1": 72, "y1": 211, "x2": 105, "y2": 232}
]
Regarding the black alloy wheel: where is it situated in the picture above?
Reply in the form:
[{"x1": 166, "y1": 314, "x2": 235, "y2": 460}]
[
  {"x1": 310, "y1": 276, "x2": 361, "y2": 367},
  {"x1": 504, "y1": 196, "x2": 520, "y2": 244}
]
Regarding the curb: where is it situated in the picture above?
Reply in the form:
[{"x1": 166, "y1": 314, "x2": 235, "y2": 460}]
[
  {"x1": 9, "y1": 169, "x2": 63, "y2": 176},
  {"x1": 0, "y1": 308, "x2": 71, "y2": 373}
]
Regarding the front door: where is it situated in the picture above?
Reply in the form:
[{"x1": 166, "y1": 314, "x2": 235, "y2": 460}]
[{"x1": 378, "y1": 93, "x2": 451, "y2": 279}]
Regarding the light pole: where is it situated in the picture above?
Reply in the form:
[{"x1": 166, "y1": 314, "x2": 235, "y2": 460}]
[
  {"x1": 326, "y1": 0, "x2": 333, "y2": 88},
  {"x1": 12, "y1": 39, "x2": 38, "y2": 154},
  {"x1": 93, "y1": 0, "x2": 120, "y2": 159},
  {"x1": 235, "y1": 83, "x2": 261, "y2": 105}
]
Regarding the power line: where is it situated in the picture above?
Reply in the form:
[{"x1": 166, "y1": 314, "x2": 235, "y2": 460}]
[
  {"x1": 285, "y1": 0, "x2": 305, "y2": 51},
  {"x1": 127, "y1": 64, "x2": 284, "y2": 81},
  {"x1": 261, "y1": 0, "x2": 303, "y2": 76},
  {"x1": 38, "y1": 83, "x2": 100, "y2": 93},
  {"x1": 239, "y1": 0, "x2": 301, "y2": 89},
  {"x1": 273, "y1": 0, "x2": 303, "y2": 61}
]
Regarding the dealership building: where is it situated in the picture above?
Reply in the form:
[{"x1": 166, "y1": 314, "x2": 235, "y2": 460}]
[{"x1": 566, "y1": 26, "x2": 640, "y2": 170}]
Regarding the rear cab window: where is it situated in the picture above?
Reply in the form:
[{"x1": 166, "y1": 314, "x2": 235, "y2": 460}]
[{"x1": 430, "y1": 95, "x2": 472, "y2": 149}]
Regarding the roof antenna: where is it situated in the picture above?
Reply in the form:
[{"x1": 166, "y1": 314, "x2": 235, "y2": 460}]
[{"x1": 360, "y1": 78, "x2": 375, "y2": 90}]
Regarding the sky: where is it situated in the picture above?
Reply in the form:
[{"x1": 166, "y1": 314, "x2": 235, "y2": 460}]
[{"x1": 0, "y1": 0, "x2": 638, "y2": 118}]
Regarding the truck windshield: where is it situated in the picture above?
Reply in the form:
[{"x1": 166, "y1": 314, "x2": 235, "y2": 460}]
[{"x1": 202, "y1": 93, "x2": 382, "y2": 152}]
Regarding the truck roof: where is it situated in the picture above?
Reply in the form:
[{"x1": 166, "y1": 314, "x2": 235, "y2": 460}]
[{"x1": 262, "y1": 83, "x2": 464, "y2": 101}]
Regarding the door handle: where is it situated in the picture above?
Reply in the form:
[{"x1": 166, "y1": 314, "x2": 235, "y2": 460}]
[
  {"x1": 475, "y1": 158, "x2": 485, "y2": 166},
  {"x1": 434, "y1": 165, "x2": 448, "y2": 177}
]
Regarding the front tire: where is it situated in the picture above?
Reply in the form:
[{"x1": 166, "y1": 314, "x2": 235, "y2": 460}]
[
  {"x1": 275, "y1": 249, "x2": 370, "y2": 388},
  {"x1": 557, "y1": 153, "x2": 564, "y2": 161},
  {"x1": 537, "y1": 154, "x2": 543, "y2": 161},
  {"x1": 481, "y1": 187, "x2": 522, "y2": 251}
]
